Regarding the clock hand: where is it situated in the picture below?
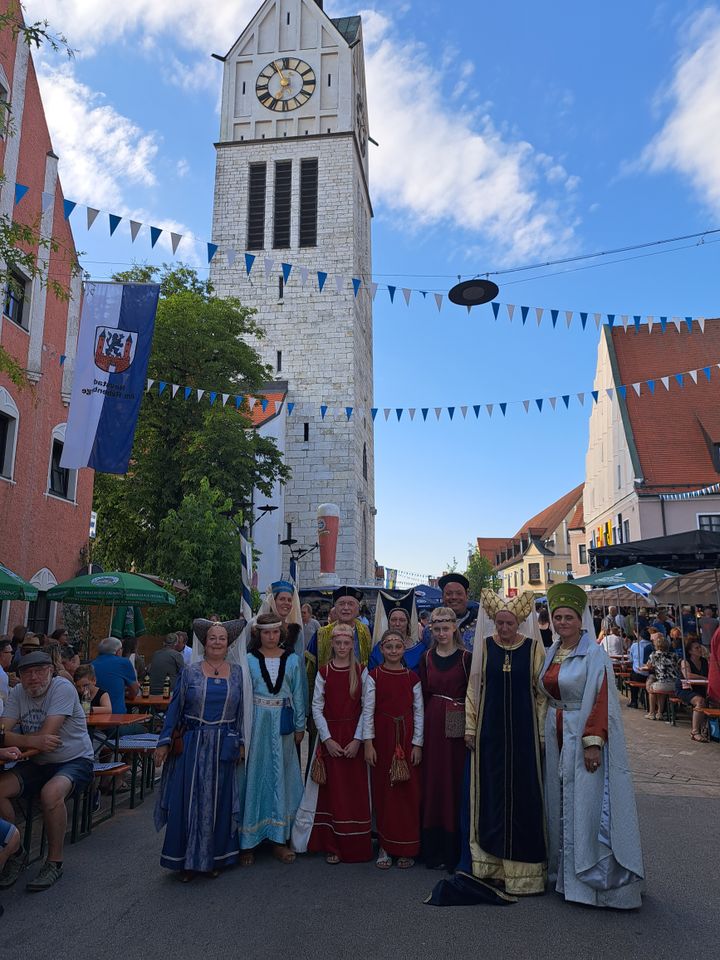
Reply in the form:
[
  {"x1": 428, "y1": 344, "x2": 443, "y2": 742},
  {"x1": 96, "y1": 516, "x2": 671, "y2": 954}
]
[{"x1": 274, "y1": 60, "x2": 289, "y2": 86}]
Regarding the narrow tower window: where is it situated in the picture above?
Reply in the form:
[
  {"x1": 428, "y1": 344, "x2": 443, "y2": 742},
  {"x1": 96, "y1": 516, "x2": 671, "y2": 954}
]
[
  {"x1": 299, "y1": 157, "x2": 319, "y2": 247},
  {"x1": 303, "y1": 422, "x2": 310, "y2": 442},
  {"x1": 273, "y1": 160, "x2": 292, "y2": 248},
  {"x1": 246, "y1": 162, "x2": 267, "y2": 250},
  {"x1": 276, "y1": 350, "x2": 282, "y2": 373}
]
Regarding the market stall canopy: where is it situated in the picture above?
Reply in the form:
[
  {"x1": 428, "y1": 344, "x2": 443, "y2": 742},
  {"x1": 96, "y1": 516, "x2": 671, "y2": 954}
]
[
  {"x1": 0, "y1": 564, "x2": 38, "y2": 601},
  {"x1": 572, "y1": 563, "x2": 677, "y2": 596},
  {"x1": 651, "y1": 568, "x2": 720, "y2": 606},
  {"x1": 47, "y1": 571, "x2": 176, "y2": 606},
  {"x1": 587, "y1": 586, "x2": 657, "y2": 607},
  {"x1": 590, "y1": 530, "x2": 720, "y2": 574}
]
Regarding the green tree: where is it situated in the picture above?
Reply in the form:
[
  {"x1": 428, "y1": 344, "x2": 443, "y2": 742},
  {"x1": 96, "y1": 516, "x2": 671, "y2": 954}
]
[
  {"x1": 465, "y1": 547, "x2": 501, "y2": 600},
  {"x1": 93, "y1": 264, "x2": 289, "y2": 577}
]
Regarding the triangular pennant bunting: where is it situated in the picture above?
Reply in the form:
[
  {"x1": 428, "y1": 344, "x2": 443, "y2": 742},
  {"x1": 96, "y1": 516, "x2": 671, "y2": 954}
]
[
  {"x1": 352, "y1": 277, "x2": 361, "y2": 298},
  {"x1": 207, "y1": 243, "x2": 219, "y2": 264},
  {"x1": 245, "y1": 253, "x2": 256, "y2": 275},
  {"x1": 402, "y1": 288, "x2": 411, "y2": 306},
  {"x1": 388, "y1": 285, "x2": 396, "y2": 303},
  {"x1": 507, "y1": 304, "x2": 515, "y2": 322},
  {"x1": 171, "y1": 233, "x2": 183, "y2": 254},
  {"x1": 129, "y1": 220, "x2": 142, "y2": 242},
  {"x1": 86, "y1": 207, "x2": 100, "y2": 229},
  {"x1": 491, "y1": 302, "x2": 500, "y2": 321},
  {"x1": 521, "y1": 306, "x2": 529, "y2": 325},
  {"x1": 109, "y1": 213, "x2": 122, "y2": 236},
  {"x1": 14, "y1": 183, "x2": 29, "y2": 205},
  {"x1": 282, "y1": 262, "x2": 292, "y2": 283},
  {"x1": 150, "y1": 226, "x2": 162, "y2": 248},
  {"x1": 63, "y1": 199, "x2": 76, "y2": 220},
  {"x1": 434, "y1": 293, "x2": 443, "y2": 312},
  {"x1": 317, "y1": 272, "x2": 328, "y2": 292}
]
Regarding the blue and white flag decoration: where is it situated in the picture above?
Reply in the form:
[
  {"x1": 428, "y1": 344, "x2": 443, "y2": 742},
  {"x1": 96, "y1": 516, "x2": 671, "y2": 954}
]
[{"x1": 61, "y1": 282, "x2": 160, "y2": 474}]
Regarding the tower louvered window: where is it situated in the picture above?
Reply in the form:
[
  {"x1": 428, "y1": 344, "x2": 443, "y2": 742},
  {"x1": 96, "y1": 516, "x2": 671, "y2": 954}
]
[
  {"x1": 247, "y1": 162, "x2": 267, "y2": 250},
  {"x1": 299, "y1": 158, "x2": 318, "y2": 248},
  {"x1": 273, "y1": 160, "x2": 292, "y2": 248}
]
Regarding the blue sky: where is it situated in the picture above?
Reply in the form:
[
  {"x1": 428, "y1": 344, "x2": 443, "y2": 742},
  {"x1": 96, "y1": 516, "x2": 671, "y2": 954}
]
[{"x1": 24, "y1": 1, "x2": 720, "y2": 583}]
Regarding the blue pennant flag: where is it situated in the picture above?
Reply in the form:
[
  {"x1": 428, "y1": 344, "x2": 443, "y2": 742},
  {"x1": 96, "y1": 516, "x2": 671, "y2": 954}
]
[
  {"x1": 396, "y1": 409, "x2": 403, "y2": 421},
  {"x1": 618, "y1": 385, "x2": 627, "y2": 399},
  {"x1": 447, "y1": 407, "x2": 455, "y2": 420},
  {"x1": 59, "y1": 354, "x2": 66, "y2": 366},
  {"x1": 535, "y1": 398, "x2": 543, "y2": 412},
  {"x1": 591, "y1": 390, "x2": 599, "y2": 404},
  {"x1": 371, "y1": 408, "x2": 378, "y2": 421},
  {"x1": 580, "y1": 312, "x2": 588, "y2": 329},
  {"x1": 287, "y1": 402, "x2": 295, "y2": 415},
  {"x1": 150, "y1": 226, "x2": 162, "y2": 248},
  {"x1": 317, "y1": 271, "x2": 328, "y2": 292},
  {"x1": 261, "y1": 398, "x2": 268, "y2": 412},
  {"x1": 491, "y1": 302, "x2": 500, "y2": 320},
  {"x1": 109, "y1": 214, "x2": 122, "y2": 236},
  {"x1": 420, "y1": 290, "x2": 428, "y2": 298},
  {"x1": 633, "y1": 315, "x2": 642, "y2": 332},
  {"x1": 184, "y1": 387, "x2": 192, "y2": 400},
  {"x1": 345, "y1": 407, "x2": 353, "y2": 420},
  {"x1": 14, "y1": 183, "x2": 29, "y2": 205},
  {"x1": 63, "y1": 199, "x2": 77, "y2": 220},
  {"x1": 647, "y1": 379, "x2": 655, "y2": 394},
  {"x1": 562, "y1": 395, "x2": 570, "y2": 408},
  {"x1": 158, "y1": 381, "x2": 167, "y2": 396},
  {"x1": 352, "y1": 278, "x2": 361, "y2": 298},
  {"x1": 703, "y1": 366, "x2": 712, "y2": 381},
  {"x1": 499, "y1": 402, "x2": 507, "y2": 416},
  {"x1": 281, "y1": 262, "x2": 292, "y2": 283},
  {"x1": 388, "y1": 285, "x2": 396, "y2": 303},
  {"x1": 320, "y1": 404, "x2": 328, "y2": 419},
  {"x1": 235, "y1": 396, "x2": 243, "y2": 409},
  {"x1": 521, "y1": 305, "x2": 529, "y2": 325},
  {"x1": 607, "y1": 314, "x2": 615, "y2": 328},
  {"x1": 685, "y1": 316, "x2": 693, "y2": 332},
  {"x1": 659, "y1": 316, "x2": 667, "y2": 332},
  {"x1": 551, "y1": 309, "x2": 559, "y2": 328},
  {"x1": 421, "y1": 408, "x2": 429, "y2": 421},
  {"x1": 473, "y1": 405, "x2": 481, "y2": 418},
  {"x1": 209, "y1": 391, "x2": 217, "y2": 406},
  {"x1": 207, "y1": 243, "x2": 218, "y2": 264},
  {"x1": 245, "y1": 253, "x2": 256, "y2": 275},
  {"x1": 675, "y1": 373, "x2": 684, "y2": 388}
]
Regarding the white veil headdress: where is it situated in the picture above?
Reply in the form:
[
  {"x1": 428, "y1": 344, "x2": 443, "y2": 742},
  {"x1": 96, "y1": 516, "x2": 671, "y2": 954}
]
[{"x1": 372, "y1": 588, "x2": 419, "y2": 646}]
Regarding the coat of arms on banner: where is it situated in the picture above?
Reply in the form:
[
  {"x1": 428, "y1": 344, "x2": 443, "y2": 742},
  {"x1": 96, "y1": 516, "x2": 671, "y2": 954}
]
[{"x1": 94, "y1": 327, "x2": 136, "y2": 374}]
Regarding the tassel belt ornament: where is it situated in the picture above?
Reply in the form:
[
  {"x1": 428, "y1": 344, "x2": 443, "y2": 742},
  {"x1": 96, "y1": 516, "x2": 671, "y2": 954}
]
[
  {"x1": 253, "y1": 695, "x2": 289, "y2": 707},
  {"x1": 387, "y1": 714, "x2": 411, "y2": 786}
]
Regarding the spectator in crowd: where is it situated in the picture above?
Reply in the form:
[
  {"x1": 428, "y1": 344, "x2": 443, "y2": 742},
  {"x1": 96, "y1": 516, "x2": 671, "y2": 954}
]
[
  {"x1": 668, "y1": 627, "x2": 684, "y2": 659},
  {"x1": 708, "y1": 625, "x2": 720, "y2": 707},
  {"x1": 678, "y1": 637, "x2": 709, "y2": 742},
  {"x1": 122, "y1": 637, "x2": 146, "y2": 680},
  {"x1": 301, "y1": 604, "x2": 320, "y2": 650},
  {"x1": 417, "y1": 610, "x2": 430, "y2": 642},
  {"x1": 0, "y1": 650, "x2": 94, "y2": 891},
  {"x1": 175, "y1": 631, "x2": 192, "y2": 666},
  {"x1": 651, "y1": 609, "x2": 671, "y2": 637},
  {"x1": 431, "y1": 574, "x2": 477, "y2": 651},
  {"x1": 74, "y1": 665, "x2": 112, "y2": 715},
  {"x1": 49, "y1": 628, "x2": 70, "y2": 649},
  {"x1": 601, "y1": 606, "x2": 621, "y2": 632},
  {"x1": 680, "y1": 606, "x2": 696, "y2": 636},
  {"x1": 10, "y1": 625, "x2": 27, "y2": 652},
  {"x1": 0, "y1": 756, "x2": 21, "y2": 914},
  {"x1": 148, "y1": 634, "x2": 184, "y2": 695},
  {"x1": 601, "y1": 625, "x2": 626, "y2": 658},
  {"x1": 538, "y1": 606, "x2": 554, "y2": 647},
  {"x1": 698, "y1": 607, "x2": 719, "y2": 648},
  {"x1": 92, "y1": 636, "x2": 140, "y2": 713},
  {"x1": 627, "y1": 632, "x2": 653, "y2": 709},
  {"x1": 11, "y1": 633, "x2": 39, "y2": 672},
  {"x1": 637, "y1": 607, "x2": 649, "y2": 637},
  {"x1": 358, "y1": 604, "x2": 371, "y2": 628},
  {"x1": 327, "y1": 606, "x2": 337, "y2": 625},
  {"x1": 0, "y1": 639, "x2": 12, "y2": 706},
  {"x1": 60, "y1": 646, "x2": 80, "y2": 680},
  {"x1": 46, "y1": 641, "x2": 73, "y2": 682},
  {"x1": 643, "y1": 634, "x2": 679, "y2": 721}
]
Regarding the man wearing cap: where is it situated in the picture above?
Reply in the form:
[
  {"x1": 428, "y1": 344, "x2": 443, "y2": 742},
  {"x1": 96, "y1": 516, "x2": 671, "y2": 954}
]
[
  {"x1": 429, "y1": 574, "x2": 478, "y2": 652},
  {"x1": 0, "y1": 650, "x2": 94, "y2": 892},
  {"x1": 307, "y1": 587, "x2": 373, "y2": 670}
]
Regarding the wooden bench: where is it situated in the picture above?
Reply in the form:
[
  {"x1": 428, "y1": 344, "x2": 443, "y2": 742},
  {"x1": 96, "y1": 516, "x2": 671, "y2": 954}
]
[
  {"x1": 625, "y1": 680, "x2": 648, "y2": 709},
  {"x1": 118, "y1": 735, "x2": 160, "y2": 809},
  {"x1": 71, "y1": 762, "x2": 130, "y2": 843}
]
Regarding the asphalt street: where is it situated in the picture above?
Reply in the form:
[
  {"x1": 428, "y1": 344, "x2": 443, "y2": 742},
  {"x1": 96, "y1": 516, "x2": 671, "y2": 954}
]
[{"x1": 3, "y1": 711, "x2": 719, "y2": 960}]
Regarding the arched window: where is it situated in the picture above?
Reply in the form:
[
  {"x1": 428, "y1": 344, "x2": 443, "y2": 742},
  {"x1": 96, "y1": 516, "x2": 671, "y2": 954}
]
[
  {"x1": 0, "y1": 386, "x2": 19, "y2": 480},
  {"x1": 47, "y1": 423, "x2": 77, "y2": 501}
]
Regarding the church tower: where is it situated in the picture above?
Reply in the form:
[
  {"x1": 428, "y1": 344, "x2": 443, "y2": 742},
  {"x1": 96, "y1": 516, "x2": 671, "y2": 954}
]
[{"x1": 210, "y1": 0, "x2": 375, "y2": 586}]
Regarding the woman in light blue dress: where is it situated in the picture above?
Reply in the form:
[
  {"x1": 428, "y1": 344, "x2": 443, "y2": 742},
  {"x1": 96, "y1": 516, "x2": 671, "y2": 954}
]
[
  {"x1": 236, "y1": 613, "x2": 306, "y2": 865},
  {"x1": 154, "y1": 619, "x2": 246, "y2": 881}
]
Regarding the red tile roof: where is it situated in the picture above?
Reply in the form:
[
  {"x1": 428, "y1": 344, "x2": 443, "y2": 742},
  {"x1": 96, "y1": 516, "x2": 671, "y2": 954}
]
[
  {"x1": 608, "y1": 321, "x2": 720, "y2": 494},
  {"x1": 512, "y1": 482, "x2": 584, "y2": 540},
  {"x1": 476, "y1": 537, "x2": 509, "y2": 563},
  {"x1": 568, "y1": 500, "x2": 584, "y2": 530},
  {"x1": 244, "y1": 387, "x2": 287, "y2": 428}
]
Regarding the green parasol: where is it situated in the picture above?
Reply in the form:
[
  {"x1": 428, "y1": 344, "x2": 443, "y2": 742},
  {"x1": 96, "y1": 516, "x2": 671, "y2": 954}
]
[
  {"x1": 571, "y1": 563, "x2": 677, "y2": 591},
  {"x1": 111, "y1": 604, "x2": 147, "y2": 638},
  {"x1": 47, "y1": 571, "x2": 176, "y2": 606},
  {"x1": 0, "y1": 563, "x2": 38, "y2": 601}
]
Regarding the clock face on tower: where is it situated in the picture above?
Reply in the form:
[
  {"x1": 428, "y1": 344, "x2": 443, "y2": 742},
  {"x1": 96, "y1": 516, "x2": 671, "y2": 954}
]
[{"x1": 256, "y1": 58, "x2": 316, "y2": 112}]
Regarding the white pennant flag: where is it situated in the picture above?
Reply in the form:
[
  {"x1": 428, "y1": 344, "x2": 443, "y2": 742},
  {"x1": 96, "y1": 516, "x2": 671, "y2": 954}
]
[
  {"x1": 661, "y1": 376, "x2": 670, "y2": 390},
  {"x1": 171, "y1": 384, "x2": 179, "y2": 398},
  {"x1": 565, "y1": 310, "x2": 573, "y2": 328},
  {"x1": 129, "y1": 220, "x2": 142, "y2": 242},
  {"x1": 689, "y1": 369, "x2": 698, "y2": 384},
  {"x1": 632, "y1": 382, "x2": 641, "y2": 396},
  {"x1": 522, "y1": 400, "x2": 530, "y2": 413},
  {"x1": 170, "y1": 232, "x2": 183, "y2": 254},
  {"x1": 146, "y1": 378, "x2": 155, "y2": 392},
  {"x1": 41, "y1": 191, "x2": 54, "y2": 213},
  {"x1": 606, "y1": 388, "x2": 614, "y2": 400},
  {"x1": 383, "y1": 408, "x2": 391, "y2": 421},
  {"x1": 86, "y1": 207, "x2": 100, "y2": 229},
  {"x1": 226, "y1": 248, "x2": 237, "y2": 268},
  {"x1": 197, "y1": 389, "x2": 205, "y2": 402},
  {"x1": 621, "y1": 314, "x2": 629, "y2": 330},
  {"x1": 370, "y1": 281, "x2": 379, "y2": 300},
  {"x1": 299, "y1": 266, "x2": 309, "y2": 287},
  {"x1": 594, "y1": 313, "x2": 602, "y2": 329},
  {"x1": 402, "y1": 288, "x2": 412, "y2": 306},
  {"x1": 549, "y1": 396, "x2": 557, "y2": 410},
  {"x1": 486, "y1": 403, "x2": 494, "y2": 417},
  {"x1": 672, "y1": 316, "x2": 682, "y2": 332},
  {"x1": 460, "y1": 405, "x2": 468, "y2": 419},
  {"x1": 698, "y1": 317, "x2": 706, "y2": 333},
  {"x1": 535, "y1": 307, "x2": 544, "y2": 326},
  {"x1": 222, "y1": 393, "x2": 230, "y2": 407},
  {"x1": 507, "y1": 304, "x2": 515, "y2": 322},
  {"x1": 408, "y1": 408, "x2": 416, "y2": 421},
  {"x1": 577, "y1": 392, "x2": 585, "y2": 405},
  {"x1": 434, "y1": 407, "x2": 442, "y2": 420},
  {"x1": 264, "y1": 258, "x2": 274, "y2": 279},
  {"x1": 335, "y1": 275, "x2": 345, "y2": 294},
  {"x1": 247, "y1": 397, "x2": 256, "y2": 410},
  {"x1": 434, "y1": 293, "x2": 443, "y2": 312},
  {"x1": 647, "y1": 316, "x2": 655, "y2": 332}
]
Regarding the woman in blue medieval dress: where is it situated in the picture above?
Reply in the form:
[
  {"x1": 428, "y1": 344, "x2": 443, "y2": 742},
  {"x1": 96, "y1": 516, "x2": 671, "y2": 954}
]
[{"x1": 154, "y1": 619, "x2": 246, "y2": 882}]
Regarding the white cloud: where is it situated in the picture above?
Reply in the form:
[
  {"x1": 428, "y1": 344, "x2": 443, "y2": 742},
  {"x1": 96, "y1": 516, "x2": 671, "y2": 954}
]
[
  {"x1": 362, "y1": 10, "x2": 577, "y2": 258},
  {"x1": 642, "y1": 7, "x2": 720, "y2": 214},
  {"x1": 176, "y1": 158, "x2": 190, "y2": 179}
]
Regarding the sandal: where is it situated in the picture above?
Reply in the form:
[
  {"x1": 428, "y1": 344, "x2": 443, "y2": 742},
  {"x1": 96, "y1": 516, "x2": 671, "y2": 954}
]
[
  {"x1": 325, "y1": 854, "x2": 341, "y2": 865},
  {"x1": 397, "y1": 858, "x2": 415, "y2": 869},
  {"x1": 644, "y1": 713, "x2": 654, "y2": 719},
  {"x1": 272, "y1": 844, "x2": 296, "y2": 864},
  {"x1": 239, "y1": 852, "x2": 255, "y2": 867},
  {"x1": 375, "y1": 850, "x2": 392, "y2": 870},
  {"x1": 655, "y1": 713, "x2": 664, "y2": 721},
  {"x1": 690, "y1": 732, "x2": 709, "y2": 743}
]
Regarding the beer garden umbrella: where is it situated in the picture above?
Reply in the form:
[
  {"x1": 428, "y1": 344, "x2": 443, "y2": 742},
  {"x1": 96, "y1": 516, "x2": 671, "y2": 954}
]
[
  {"x1": 48, "y1": 571, "x2": 175, "y2": 634},
  {"x1": 0, "y1": 563, "x2": 38, "y2": 601}
]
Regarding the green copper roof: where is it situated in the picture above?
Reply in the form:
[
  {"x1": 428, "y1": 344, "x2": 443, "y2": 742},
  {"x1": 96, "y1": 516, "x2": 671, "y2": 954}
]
[{"x1": 331, "y1": 16, "x2": 361, "y2": 44}]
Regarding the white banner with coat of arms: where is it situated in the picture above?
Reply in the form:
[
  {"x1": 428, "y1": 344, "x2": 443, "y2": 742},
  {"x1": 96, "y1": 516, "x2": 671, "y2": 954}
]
[{"x1": 61, "y1": 281, "x2": 160, "y2": 474}]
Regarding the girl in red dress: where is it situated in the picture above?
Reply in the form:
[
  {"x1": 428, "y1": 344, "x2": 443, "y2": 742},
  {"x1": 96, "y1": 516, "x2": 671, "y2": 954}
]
[
  {"x1": 363, "y1": 630, "x2": 424, "y2": 869},
  {"x1": 305, "y1": 624, "x2": 372, "y2": 863}
]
